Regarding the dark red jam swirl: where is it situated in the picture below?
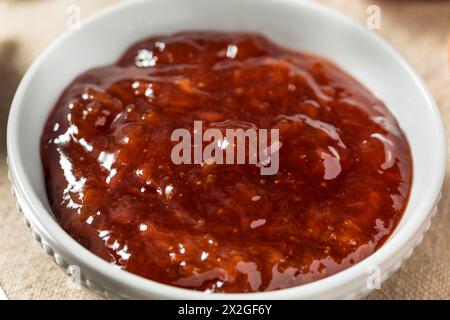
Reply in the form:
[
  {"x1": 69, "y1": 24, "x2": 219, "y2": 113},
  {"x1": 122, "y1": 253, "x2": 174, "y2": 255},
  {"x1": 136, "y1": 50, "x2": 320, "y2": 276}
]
[{"x1": 41, "y1": 32, "x2": 412, "y2": 293}]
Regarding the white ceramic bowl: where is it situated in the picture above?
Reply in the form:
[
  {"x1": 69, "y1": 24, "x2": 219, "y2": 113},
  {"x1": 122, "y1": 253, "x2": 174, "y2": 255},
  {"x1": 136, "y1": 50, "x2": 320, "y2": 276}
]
[{"x1": 7, "y1": 0, "x2": 446, "y2": 299}]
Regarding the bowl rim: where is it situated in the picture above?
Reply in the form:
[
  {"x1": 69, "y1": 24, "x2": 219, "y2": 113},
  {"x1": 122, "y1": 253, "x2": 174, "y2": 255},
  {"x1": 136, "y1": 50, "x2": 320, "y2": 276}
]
[{"x1": 6, "y1": 0, "x2": 446, "y2": 299}]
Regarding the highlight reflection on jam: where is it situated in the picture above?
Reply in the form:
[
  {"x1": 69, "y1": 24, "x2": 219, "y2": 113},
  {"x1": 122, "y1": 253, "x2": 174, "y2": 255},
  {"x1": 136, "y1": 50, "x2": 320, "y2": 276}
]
[{"x1": 41, "y1": 32, "x2": 412, "y2": 293}]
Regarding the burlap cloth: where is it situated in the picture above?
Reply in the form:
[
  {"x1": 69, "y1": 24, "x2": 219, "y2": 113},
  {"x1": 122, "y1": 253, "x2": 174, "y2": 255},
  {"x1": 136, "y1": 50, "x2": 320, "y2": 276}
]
[{"x1": 0, "y1": 0, "x2": 448, "y2": 300}]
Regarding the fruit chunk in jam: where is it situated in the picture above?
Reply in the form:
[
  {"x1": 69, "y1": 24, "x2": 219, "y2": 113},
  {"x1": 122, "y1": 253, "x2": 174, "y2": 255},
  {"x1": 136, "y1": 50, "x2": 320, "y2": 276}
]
[{"x1": 41, "y1": 32, "x2": 412, "y2": 293}]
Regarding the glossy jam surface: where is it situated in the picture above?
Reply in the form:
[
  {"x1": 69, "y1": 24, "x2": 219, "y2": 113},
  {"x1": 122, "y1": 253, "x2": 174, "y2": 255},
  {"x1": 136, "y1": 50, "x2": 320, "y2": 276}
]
[{"x1": 41, "y1": 32, "x2": 412, "y2": 293}]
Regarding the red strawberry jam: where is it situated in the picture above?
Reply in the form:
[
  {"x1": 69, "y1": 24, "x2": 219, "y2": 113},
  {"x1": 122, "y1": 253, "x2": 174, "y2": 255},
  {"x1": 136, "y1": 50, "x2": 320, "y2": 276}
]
[{"x1": 41, "y1": 32, "x2": 412, "y2": 293}]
